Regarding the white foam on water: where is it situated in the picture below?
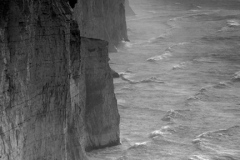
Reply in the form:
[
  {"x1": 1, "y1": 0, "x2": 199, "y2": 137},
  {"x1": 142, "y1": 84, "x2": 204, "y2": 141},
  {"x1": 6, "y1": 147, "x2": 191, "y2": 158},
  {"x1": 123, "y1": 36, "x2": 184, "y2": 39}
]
[
  {"x1": 169, "y1": 17, "x2": 179, "y2": 22},
  {"x1": 120, "y1": 41, "x2": 133, "y2": 48},
  {"x1": 232, "y1": 71, "x2": 240, "y2": 81},
  {"x1": 147, "y1": 55, "x2": 164, "y2": 62},
  {"x1": 147, "y1": 51, "x2": 172, "y2": 62},
  {"x1": 227, "y1": 19, "x2": 240, "y2": 27},
  {"x1": 117, "y1": 99, "x2": 126, "y2": 105},
  {"x1": 129, "y1": 141, "x2": 149, "y2": 149},
  {"x1": 195, "y1": 125, "x2": 240, "y2": 139},
  {"x1": 190, "y1": 10, "x2": 202, "y2": 12},
  {"x1": 192, "y1": 126, "x2": 240, "y2": 159},
  {"x1": 139, "y1": 77, "x2": 164, "y2": 83},
  {"x1": 172, "y1": 61, "x2": 191, "y2": 70},
  {"x1": 188, "y1": 155, "x2": 211, "y2": 160},
  {"x1": 120, "y1": 75, "x2": 164, "y2": 84},
  {"x1": 177, "y1": 42, "x2": 190, "y2": 46},
  {"x1": 149, "y1": 126, "x2": 173, "y2": 138}
]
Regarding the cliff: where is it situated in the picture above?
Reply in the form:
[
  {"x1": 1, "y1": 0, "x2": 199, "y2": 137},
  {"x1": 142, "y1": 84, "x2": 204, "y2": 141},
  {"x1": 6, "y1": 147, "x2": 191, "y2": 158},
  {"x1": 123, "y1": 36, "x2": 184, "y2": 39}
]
[
  {"x1": 0, "y1": 0, "x2": 123, "y2": 159},
  {"x1": 74, "y1": 0, "x2": 129, "y2": 52}
]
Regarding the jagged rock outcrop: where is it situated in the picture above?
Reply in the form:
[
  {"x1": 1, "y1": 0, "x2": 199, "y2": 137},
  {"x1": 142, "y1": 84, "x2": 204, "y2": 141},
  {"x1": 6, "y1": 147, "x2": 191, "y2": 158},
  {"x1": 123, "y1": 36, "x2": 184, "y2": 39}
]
[
  {"x1": 125, "y1": 0, "x2": 136, "y2": 16},
  {"x1": 82, "y1": 38, "x2": 120, "y2": 151},
  {"x1": 0, "y1": 0, "x2": 124, "y2": 159},
  {"x1": 74, "y1": 0, "x2": 129, "y2": 52}
]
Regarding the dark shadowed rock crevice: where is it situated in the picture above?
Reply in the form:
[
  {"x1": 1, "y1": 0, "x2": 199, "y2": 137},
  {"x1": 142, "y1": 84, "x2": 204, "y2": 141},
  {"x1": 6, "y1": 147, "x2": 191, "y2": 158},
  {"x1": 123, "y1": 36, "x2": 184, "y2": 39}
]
[{"x1": 68, "y1": 0, "x2": 78, "y2": 8}]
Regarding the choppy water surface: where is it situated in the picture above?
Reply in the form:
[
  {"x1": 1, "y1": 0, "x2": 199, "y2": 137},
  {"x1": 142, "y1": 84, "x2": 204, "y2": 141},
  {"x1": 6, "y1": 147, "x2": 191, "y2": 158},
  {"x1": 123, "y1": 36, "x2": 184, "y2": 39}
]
[{"x1": 89, "y1": 0, "x2": 240, "y2": 159}]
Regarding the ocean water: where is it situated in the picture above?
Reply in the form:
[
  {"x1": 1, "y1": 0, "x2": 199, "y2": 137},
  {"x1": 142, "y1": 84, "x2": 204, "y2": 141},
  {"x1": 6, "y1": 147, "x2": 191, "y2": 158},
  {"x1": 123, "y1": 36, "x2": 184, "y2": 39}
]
[{"x1": 88, "y1": 0, "x2": 240, "y2": 159}]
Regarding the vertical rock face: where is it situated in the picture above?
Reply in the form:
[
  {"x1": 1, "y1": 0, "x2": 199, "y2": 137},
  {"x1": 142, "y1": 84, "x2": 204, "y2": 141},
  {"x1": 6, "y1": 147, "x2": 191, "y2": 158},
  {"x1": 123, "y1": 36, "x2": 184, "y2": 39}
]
[
  {"x1": 67, "y1": 20, "x2": 87, "y2": 160},
  {"x1": 0, "y1": 0, "x2": 86, "y2": 159},
  {"x1": 74, "y1": 0, "x2": 129, "y2": 52},
  {"x1": 0, "y1": 0, "x2": 125, "y2": 159},
  {"x1": 82, "y1": 38, "x2": 120, "y2": 151}
]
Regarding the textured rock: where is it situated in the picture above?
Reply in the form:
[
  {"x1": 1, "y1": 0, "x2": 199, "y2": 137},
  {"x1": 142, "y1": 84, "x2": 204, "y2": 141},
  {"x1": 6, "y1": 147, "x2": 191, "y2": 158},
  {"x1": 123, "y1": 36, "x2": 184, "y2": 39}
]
[
  {"x1": 0, "y1": 1, "x2": 86, "y2": 160},
  {"x1": 0, "y1": 0, "x2": 124, "y2": 159},
  {"x1": 82, "y1": 38, "x2": 120, "y2": 151},
  {"x1": 74, "y1": 0, "x2": 129, "y2": 52}
]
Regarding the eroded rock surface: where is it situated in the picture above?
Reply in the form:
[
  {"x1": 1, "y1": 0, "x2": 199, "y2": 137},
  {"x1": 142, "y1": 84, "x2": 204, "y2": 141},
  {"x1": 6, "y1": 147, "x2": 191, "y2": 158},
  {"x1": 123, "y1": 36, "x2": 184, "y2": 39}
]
[
  {"x1": 82, "y1": 38, "x2": 120, "y2": 151},
  {"x1": 0, "y1": 0, "x2": 125, "y2": 159},
  {"x1": 0, "y1": 1, "x2": 88, "y2": 160},
  {"x1": 74, "y1": 0, "x2": 129, "y2": 52}
]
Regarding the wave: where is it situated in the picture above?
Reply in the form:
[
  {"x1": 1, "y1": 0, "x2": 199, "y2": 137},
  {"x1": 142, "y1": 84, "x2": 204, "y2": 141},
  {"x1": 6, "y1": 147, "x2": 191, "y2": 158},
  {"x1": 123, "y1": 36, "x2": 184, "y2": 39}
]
[
  {"x1": 192, "y1": 126, "x2": 240, "y2": 160},
  {"x1": 169, "y1": 17, "x2": 182, "y2": 22},
  {"x1": 218, "y1": 26, "x2": 235, "y2": 32},
  {"x1": 128, "y1": 141, "x2": 149, "y2": 150},
  {"x1": 166, "y1": 20, "x2": 179, "y2": 29},
  {"x1": 217, "y1": 19, "x2": 240, "y2": 32},
  {"x1": 127, "y1": 15, "x2": 161, "y2": 22},
  {"x1": 213, "y1": 81, "x2": 231, "y2": 89},
  {"x1": 195, "y1": 125, "x2": 240, "y2": 140},
  {"x1": 147, "y1": 51, "x2": 172, "y2": 62},
  {"x1": 119, "y1": 41, "x2": 133, "y2": 48},
  {"x1": 192, "y1": 143, "x2": 240, "y2": 160},
  {"x1": 117, "y1": 99, "x2": 127, "y2": 105},
  {"x1": 231, "y1": 71, "x2": 240, "y2": 82},
  {"x1": 190, "y1": 9, "x2": 202, "y2": 13},
  {"x1": 227, "y1": 19, "x2": 240, "y2": 27},
  {"x1": 149, "y1": 126, "x2": 174, "y2": 138},
  {"x1": 161, "y1": 109, "x2": 189, "y2": 122},
  {"x1": 178, "y1": 42, "x2": 191, "y2": 46},
  {"x1": 188, "y1": 155, "x2": 211, "y2": 160},
  {"x1": 147, "y1": 55, "x2": 164, "y2": 61},
  {"x1": 119, "y1": 73, "x2": 164, "y2": 84},
  {"x1": 147, "y1": 34, "x2": 167, "y2": 43},
  {"x1": 139, "y1": 77, "x2": 164, "y2": 83},
  {"x1": 189, "y1": 154, "x2": 239, "y2": 160},
  {"x1": 195, "y1": 86, "x2": 214, "y2": 100},
  {"x1": 172, "y1": 61, "x2": 191, "y2": 70}
]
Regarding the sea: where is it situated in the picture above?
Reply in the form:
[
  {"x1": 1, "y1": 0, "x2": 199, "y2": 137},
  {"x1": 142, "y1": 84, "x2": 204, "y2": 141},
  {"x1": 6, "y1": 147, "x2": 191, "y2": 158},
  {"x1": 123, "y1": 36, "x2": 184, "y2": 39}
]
[{"x1": 88, "y1": 0, "x2": 240, "y2": 159}]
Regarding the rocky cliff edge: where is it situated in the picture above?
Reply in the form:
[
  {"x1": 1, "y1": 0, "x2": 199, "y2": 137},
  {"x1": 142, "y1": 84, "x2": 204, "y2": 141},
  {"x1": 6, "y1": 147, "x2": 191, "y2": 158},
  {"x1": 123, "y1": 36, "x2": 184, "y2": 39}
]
[{"x1": 0, "y1": 0, "x2": 124, "y2": 159}]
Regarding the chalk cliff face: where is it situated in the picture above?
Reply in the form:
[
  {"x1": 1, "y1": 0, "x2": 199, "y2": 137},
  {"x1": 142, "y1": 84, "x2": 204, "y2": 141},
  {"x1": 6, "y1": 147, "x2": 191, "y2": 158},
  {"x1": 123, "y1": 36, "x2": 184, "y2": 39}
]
[
  {"x1": 0, "y1": 0, "x2": 124, "y2": 159},
  {"x1": 82, "y1": 38, "x2": 120, "y2": 151},
  {"x1": 74, "y1": 0, "x2": 129, "y2": 51}
]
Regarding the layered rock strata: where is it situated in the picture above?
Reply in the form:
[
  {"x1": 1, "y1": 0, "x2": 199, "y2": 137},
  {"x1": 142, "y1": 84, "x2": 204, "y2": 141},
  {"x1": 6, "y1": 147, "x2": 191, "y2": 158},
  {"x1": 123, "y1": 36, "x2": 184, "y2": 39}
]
[{"x1": 0, "y1": 0, "x2": 122, "y2": 159}]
